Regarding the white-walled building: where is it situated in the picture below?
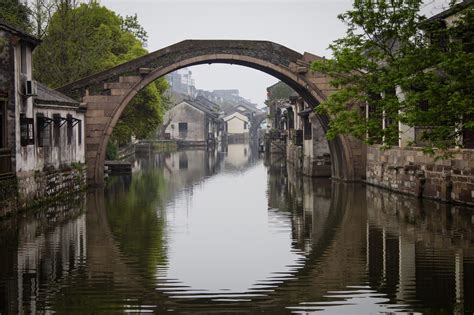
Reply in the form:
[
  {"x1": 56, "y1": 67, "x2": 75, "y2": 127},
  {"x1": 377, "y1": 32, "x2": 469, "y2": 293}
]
[
  {"x1": 223, "y1": 111, "x2": 250, "y2": 140},
  {"x1": 163, "y1": 98, "x2": 221, "y2": 146},
  {"x1": 0, "y1": 19, "x2": 86, "y2": 216}
]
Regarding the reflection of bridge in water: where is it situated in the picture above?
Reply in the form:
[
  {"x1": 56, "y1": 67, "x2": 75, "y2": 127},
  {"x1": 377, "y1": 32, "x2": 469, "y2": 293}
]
[{"x1": 1, "y1": 150, "x2": 474, "y2": 313}]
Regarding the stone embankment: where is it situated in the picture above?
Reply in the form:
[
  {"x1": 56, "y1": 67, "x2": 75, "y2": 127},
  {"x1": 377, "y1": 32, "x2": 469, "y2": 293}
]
[
  {"x1": 367, "y1": 146, "x2": 474, "y2": 206},
  {"x1": 1, "y1": 166, "x2": 87, "y2": 218}
]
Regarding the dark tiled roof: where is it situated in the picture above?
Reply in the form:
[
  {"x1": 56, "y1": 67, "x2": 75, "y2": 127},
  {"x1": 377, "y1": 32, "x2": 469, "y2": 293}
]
[
  {"x1": 182, "y1": 98, "x2": 220, "y2": 119},
  {"x1": 194, "y1": 96, "x2": 221, "y2": 112},
  {"x1": 35, "y1": 82, "x2": 79, "y2": 107},
  {"x1": 424, "y1": 0, "x2": 473, "y2": 23},
  {"x1": 0, "y1": 18, "x2": 40, "y2": 46}
]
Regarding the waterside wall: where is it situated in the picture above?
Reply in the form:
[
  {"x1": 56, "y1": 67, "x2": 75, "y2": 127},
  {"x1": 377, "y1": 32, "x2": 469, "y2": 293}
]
[
  {"x1": 0, "y1": 167, "x2": 87, "y2": 218},
  {"x1": 367, "y1": 145, "x2": 474, "y2": 206}
]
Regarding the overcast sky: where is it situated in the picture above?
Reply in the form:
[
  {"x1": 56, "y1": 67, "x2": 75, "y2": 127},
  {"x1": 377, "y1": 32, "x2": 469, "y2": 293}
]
[{"x1": 101, "y1": 0, "x2": 453, "y2": 107}]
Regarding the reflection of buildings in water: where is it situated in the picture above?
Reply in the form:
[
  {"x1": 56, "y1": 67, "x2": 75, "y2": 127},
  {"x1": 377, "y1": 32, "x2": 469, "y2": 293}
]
[
  {"x1": 2, "y1": 157, "x2": 474, "y2": 313},
  {"x1": 162, "y1": 149, "x2": 222, "y2": 192},
  {"x1": 224, "y1": 143, "x2": 251, "y2": 169},
  {"x1": 0, "y1": 197, "x2": 86, "y2": 314},
  {"x1": 365, "y1": 186, "x2": 474, "y2": 313},
  {"x1": 273, "y1": 162, "x2": 333, "y2": 254},
  {"x1": 223, "y1": 141, "x2": 262, "y2": 170},
  {"x1": 268, "y1": 161, "x2": 474, "y2": 314}
]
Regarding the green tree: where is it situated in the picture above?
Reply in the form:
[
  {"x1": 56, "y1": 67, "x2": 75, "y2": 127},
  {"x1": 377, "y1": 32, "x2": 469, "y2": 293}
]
[
  {"x1": 120, "y1": 13, "x2": 148, "y2": 46},
  {"x1": 0, "y1": 0, "x2": 31, "y2": 31},
  {"x1": 312, "y1": 0, "x2": 474, "y2": 155},
  {"x1": 266, "y1": 81, "x2": 294, "y2": 103},
  {"x1": 33, "y1": 1, "x2": 167, "y2": 147},
  {"x1": 112, "y1": 79, "x2": 168, "y2": 146}
]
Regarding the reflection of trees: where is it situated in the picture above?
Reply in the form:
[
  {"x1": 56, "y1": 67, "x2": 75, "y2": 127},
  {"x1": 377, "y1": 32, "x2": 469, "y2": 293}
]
[{"x1": 105, "y1": 170, "x2": 168, "y2": 279}]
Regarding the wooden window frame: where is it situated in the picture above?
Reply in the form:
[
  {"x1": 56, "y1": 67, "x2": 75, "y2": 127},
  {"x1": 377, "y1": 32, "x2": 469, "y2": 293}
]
[
  {"x1": 53, "y1": 114, "x2": 62, "y2": 147},
  {"x1": 37, "y1": 113, "x2": 52, "y2": 147},
  {"x1": 67, "y1": 114, "x2": 73, "y2": 145},
  {"x1": 20, "y1": 114, "x2": 34, "y2": 146}
]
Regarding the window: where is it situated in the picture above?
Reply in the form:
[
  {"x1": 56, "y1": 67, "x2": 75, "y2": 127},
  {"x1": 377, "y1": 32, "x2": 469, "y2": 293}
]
[
  {"x1": 20, "y1": 114, "x2": 34, "y2": 146},
  {"x1": 53, "y1": 114, "x2": 61, "y2": 147},
  {"x1": 178, "y1": 122, "x2": 188, "y2": 138},
  {"x1": 367, "y1": 93, "x2": 383, "y2": 144},
  {"x1": 67, "y1": 114, "x2": 73, "y2": 145},
  {"x1": 37, "y1": 113, "x2": 51, "y2": 147},
  {"x1": 244, "y1": 122, "x2": 248, "y2": 130},
  {"x1": 287, "y1": 108, "x2": 294, "y2": 129},
  {"x1": 179, "y1": 153, "x2": 188, "y2": 169},
  {"x1": 0, "y1": 99, "x2": 6, "y2": 148},
  {"x1": 78, "y1": 121, "x2": 82, "y2": 145},
  {"x1": 20, "y1": 43, "x2": 27, "y2": 74},
  {"x1": 303, "y1": 117, "x2": 312, "y2": 140}
]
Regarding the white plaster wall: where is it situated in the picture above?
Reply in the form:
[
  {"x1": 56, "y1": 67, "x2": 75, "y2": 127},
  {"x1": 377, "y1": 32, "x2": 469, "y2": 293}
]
[
  {"x1": 225, "y1": 143, "x2": 249, "y2": 168},
  {"x1": 396, "y1": 86, "x2": 415, "y2": 148},
  {"x1": 311, "y1": 115, "x2": 330, "y2": 157},
  {"x1": 164, "y1": 102, "x2": 206, "y2": 141},
  {"x1": 224, "y1": 112, "x2": 249, "y2": 135},
  {"x1": 16, "y1": 105, "x2": 85, "y2": 173},
  {"x1": 163, "y1": 149, "x2": 210, "y2": 189}
]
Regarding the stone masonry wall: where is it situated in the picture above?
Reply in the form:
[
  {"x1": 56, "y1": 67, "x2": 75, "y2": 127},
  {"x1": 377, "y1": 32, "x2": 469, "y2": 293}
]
[
  {"x1": 0, "y1": 177, "x2": 18, "y2": 217},
  {"x1": 288, "y1": 141, "x2": 331, "y2": 177},
  {"x1": 0, "y1": 167, "x2": 87, "y2": 218},
  {"x1": 287, "y1": 141, "x2": 304, "y2": 172},
  {"x1": 367, "y1": 145, "x2": 474, "y2": 206}
]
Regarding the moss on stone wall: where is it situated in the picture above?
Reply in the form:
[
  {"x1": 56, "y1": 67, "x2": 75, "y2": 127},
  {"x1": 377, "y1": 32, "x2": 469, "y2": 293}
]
[{"x1": 1, "y1": 168, "x2": 88, "y2": 219}]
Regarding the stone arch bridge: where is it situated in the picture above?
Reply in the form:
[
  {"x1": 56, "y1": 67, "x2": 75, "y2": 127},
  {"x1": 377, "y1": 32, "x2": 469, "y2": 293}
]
[{"x1": 58, "y1": 40, "x2": 366, "y2": 185}]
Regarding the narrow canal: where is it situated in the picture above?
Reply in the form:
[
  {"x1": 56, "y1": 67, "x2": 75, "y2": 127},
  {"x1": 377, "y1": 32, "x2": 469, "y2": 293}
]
[{"x1": 1, "y1": 143, "x2": 474, "y2": 314}]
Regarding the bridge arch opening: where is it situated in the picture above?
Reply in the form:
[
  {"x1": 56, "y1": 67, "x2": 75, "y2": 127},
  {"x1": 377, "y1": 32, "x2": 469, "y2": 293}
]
[{"x1": 58, "y1": 40, "x2": 364, "y2": 185}]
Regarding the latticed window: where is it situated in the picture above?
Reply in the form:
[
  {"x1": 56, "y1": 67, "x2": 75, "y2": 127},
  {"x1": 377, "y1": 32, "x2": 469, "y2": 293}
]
[
  {"x1": 67, "y1": 114, "x2": 73, "y2": 145},
  {"x1": 37, "y1": 113, "x2": 52, "y2": 147},
  {"x1": 78, "y1": 121, "x2": 82, "y2": 145},
  {"x1": 20, "y1": 114, "x2": 34, "y2": 146},
  {"x1": 53, "y1": 114, "x2": 61, "y2": 147}
]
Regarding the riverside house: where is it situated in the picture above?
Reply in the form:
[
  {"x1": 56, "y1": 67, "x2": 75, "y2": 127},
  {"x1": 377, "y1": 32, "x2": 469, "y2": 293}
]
[
  {"x1": 0, "y1": 19, "x2": 86, "y2": 217},
  {"x1": 163, "y1": 96, "x2": 222, "y2": 146}
]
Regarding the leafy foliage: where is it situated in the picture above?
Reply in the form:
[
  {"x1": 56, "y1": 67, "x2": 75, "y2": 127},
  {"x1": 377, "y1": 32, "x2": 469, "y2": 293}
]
[
  {"x1": 266, "y1": 81, "x2": 294, "y2": 103},
  {"x1": 0, "y1": 0, "x2": 31, "y2": 32},
  {"x1": 112, "y1": 79, "x2": 168, "y2": 146},
  {"x1": 312, "y1": 0, "x2": 474, "y2": 154},
  {"x1": 32, "y1": 1, "x2": 167, "y2": 146},
  {"x1": 120, "y1": 13, "x2": 148, "y2": 46}
]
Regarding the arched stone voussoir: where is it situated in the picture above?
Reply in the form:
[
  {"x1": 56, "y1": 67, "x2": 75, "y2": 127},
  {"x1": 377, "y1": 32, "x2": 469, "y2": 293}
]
[{"x1": 58, "y1": 40, "x2": 366, "y2": 185}]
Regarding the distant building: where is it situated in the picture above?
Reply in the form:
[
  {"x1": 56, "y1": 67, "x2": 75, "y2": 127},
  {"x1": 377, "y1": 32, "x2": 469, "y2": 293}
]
[
  {"x1": 166, "y1": 68, "x2": 196, "y2": 98},
  {"x1": 163, "y1": 97, "x2": 222, "y2": 146},
  {"x1": 223, "y1": 112, "x2": 250, "y2": 141},
  {"x1": 265, "y1": 81, "x2": 331, "y2": 177},
  {"x1": 0, "y1": 19, "x2": 86, "y2": 216},
  {"x1": 196, "y1": 89, "x2": 259, "y2": 114}
]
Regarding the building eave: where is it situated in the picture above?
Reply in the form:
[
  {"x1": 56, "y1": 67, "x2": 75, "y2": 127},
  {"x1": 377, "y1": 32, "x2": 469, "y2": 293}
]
[{"x1": 0, "y1": 19, "x2": 41, "y2": 47}]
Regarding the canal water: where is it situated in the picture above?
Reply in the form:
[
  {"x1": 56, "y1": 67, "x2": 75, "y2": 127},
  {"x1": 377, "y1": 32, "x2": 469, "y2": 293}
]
[{"x1": 1, "y1": 143, "x2": 474, "y2": 314}]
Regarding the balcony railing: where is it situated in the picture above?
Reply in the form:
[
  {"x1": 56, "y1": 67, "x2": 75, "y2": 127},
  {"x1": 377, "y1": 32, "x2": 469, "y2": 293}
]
[{"x1": 0, "y1": 148, "x2": 13, "y2": 179}]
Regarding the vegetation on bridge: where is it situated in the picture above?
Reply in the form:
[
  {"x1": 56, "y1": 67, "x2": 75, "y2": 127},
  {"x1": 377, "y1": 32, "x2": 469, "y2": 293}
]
[
  {"x1": 313, "y1": 0, "x2": 474, "y2": 155},
  {"x1": 0, "y1": 0, "x2": 168, "y2": 148}
]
